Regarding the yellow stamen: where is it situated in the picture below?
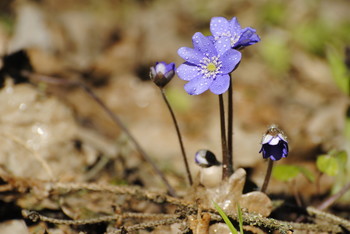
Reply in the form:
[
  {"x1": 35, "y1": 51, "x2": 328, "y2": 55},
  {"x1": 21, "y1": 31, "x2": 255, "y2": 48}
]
[{"x1": 206, "y1": 63, "x2": 216, "y2": 72}]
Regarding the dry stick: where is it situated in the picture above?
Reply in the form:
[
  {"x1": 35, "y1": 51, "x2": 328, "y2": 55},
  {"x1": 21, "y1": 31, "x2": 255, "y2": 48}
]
[
  {"x1": 160, "y1": 88, "x2": 193, "y2": 185},
  {"x1": 24, "y1": 72, "x2": 176, "y2": 197},
  {"x1": 51, "y1": 181, "x2": 193, "y2": 208},
  {"x1": 227, "y1": 75, "x2": 234, "y2": 176},
  {"x1": 317, "y1": 181, "x2": 350, "y2": 211},
  {"x1": 22, "y1": 209, "x2": 180, "y2": 225},
  {"x1": 23, "y1": 207, "x2": 342, "y2": 234},
  {"x1": 307, "y1": 206, "x2": 350, "y2": 231},
  {"x1": 111, "y1": 217, "x2": 182, "y2": 233},
  {"x1": 219, "y1": 94, "x2": 229, "y2": 180},
  {"x1": 261, "y1": 159, "x2": 274, "y2": 193}
]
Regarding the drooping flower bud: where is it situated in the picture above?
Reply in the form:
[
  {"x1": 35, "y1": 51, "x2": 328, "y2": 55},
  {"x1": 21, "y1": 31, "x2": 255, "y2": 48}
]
[
  {"x1": 259, "y1": 125, "x2": 289, "y2": 161},
  {"x1": 195, "y1": 149, "x2": 221, "y2": 168},
  {"x1": 195, "y1": 149, "x2": 222, "y2": 188},
  {"x1": 149, "y1": 62, "x2": 175, "y2": 88}
]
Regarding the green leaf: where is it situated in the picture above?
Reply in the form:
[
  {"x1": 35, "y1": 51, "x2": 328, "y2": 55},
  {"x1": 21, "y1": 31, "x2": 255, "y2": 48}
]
[
  {"x1": 296, "y1": 166, "x2": 315, "y2": 183},
  {"x1": 237, "y1": 204, "x2": 244, "y2": 234},
  {"x1": 316, "y1": 155, "x2": 339, "y2": 176},
  {"x1": 212, "y1": 201, "x2": 238, "y2": 234},
  {"x1": 345, "y1": 116, "x2": 350, "y2": 141},
  {"x1": 272, "y1": 164, "x2": 300, "y2": 182},
  {"x1": 335, "y1": 151, "x2": 348, "y2": 169}
]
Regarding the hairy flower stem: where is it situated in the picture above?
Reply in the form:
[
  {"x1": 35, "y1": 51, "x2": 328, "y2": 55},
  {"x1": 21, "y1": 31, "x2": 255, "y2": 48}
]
[
  {"x1": 23, "y1": 72, "x2": 177, "y2": 197},
  {"x1": 160, "y1": 88, "x2": 193, "y2": 186},
  {"x1": 261, "y1": 159, "x2": 274, "y2": 193},
  {"x1": 219, "y1": 95, "x2": 229, "y2": 179},
  {"x1": 227, "y1": 75, "x2": 234, "y2": 176}
]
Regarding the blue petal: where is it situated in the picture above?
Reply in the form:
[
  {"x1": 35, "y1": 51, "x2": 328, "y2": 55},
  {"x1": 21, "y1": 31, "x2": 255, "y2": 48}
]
[
  {"x1": 176, "y1": 62, "x2": 200, "y2": 81},
  {"x1": 210, "y1": 17, "x2": 230, "y2": 38},
  {"x1": 220, "y1": 49, "x2": 241, "y2": 73},
  {"x1": 192, "y1": 32, "x2": 217, "y2": 56},
  {"x1": 184, "y1": 76, "x2": 212, "y2": 95},
  {"x1": 206, "y1": 35, "x2": 215, "y2": 43},
  {"x1": 164, "y1": 62, "x2": 175, "y2": 73},
  {"x1": 229, "y1": 17, "x2": 242, "y2": 35},
  {"x1": 177, "y1": 47, "x2": 204, "y2": 64},
  {"x1": 214, "y1": 37, "x2": 231, "y2": 56},
  {"x1": 209, "y1": 74, "x2": 230, "y2": 94},
  {"x1": 235, "y1": 28, "x2": 260, "y2": 48}
]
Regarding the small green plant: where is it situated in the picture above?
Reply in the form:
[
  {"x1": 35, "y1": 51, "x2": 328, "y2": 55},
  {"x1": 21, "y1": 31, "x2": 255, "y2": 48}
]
[
  {"x1": 213, "y1": 201, "x2": 245, "y2": 234},
  {"x1": 272, "y1": 164, "x2": 315, "y2": 183},
  {"x1": 237, "y1": 204, "x2": 244, "y2": 234},
  {"x1": 316, "y1": 151, "x2": 348, "y2": 196}
]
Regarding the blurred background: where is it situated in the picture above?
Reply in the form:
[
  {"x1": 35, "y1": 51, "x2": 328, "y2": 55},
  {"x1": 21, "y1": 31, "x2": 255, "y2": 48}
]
[{"x1": 0, "y1": 0, "x2": 349, "y2": 205}]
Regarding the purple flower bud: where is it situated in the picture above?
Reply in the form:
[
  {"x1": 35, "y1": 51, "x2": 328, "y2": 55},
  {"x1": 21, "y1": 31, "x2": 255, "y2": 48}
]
[
  {"x1": 195, "y1": 149, "x2": 221, "y2": 168},
  {"x1": 259, "y1": 125, "x2": 289, "y2": 161},
  {"x1": 150, "y1": 62, "x2": 175, "y2": 87}
]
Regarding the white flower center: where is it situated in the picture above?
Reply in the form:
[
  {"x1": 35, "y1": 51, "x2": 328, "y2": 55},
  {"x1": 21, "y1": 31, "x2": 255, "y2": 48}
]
[
  {"x1": 198, "y1": 55, "x2": 222, "y2": 79},
  {"x1": 230, "y1": 33, "x2": 240, "y2": 47}
]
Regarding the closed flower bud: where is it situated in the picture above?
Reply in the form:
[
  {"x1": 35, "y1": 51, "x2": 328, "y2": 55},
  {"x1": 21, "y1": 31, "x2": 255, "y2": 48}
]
[
  {"x1": 195, "y1": 149, "x2": 222, "y2": 188},
  {"x1": 149, "y1": 62, "x2": 175, "y2": 87},
  {"x1": 259, "y1": 125, "x2": 288, "y2": 161},
  {"x1": 195, "y1": 149, "x2": 221, "y2": 168}
]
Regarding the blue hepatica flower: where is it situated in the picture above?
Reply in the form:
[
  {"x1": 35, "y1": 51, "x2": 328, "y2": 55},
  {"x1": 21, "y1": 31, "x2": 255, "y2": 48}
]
[
  {"x1": 210, "y1": 16, "x2": 260, "y2": 50},
  {"x1": 150, "y1": 61, "x2": 175, "y2": 87},
  {"x1": 259, "y1": 125, "x2": 289, "y2": 161},
  {"x1": 176, "y1": 32, "x2": 241, "y2": 95}
]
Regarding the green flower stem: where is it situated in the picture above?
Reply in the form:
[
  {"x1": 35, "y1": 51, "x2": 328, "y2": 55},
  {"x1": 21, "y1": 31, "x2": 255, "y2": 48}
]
[
  {"x1": 219, "y1": 94, "x2": 229, "y2": 179},
  {"x1": 261, "y1": 159, "x2": 274, "y2": 193},
  {"x1": 227, "y1": 74, "x2": 234, "y2": 176},
  {"x1": 160, "y1": 88, "x2": 193, "y2": 186}
]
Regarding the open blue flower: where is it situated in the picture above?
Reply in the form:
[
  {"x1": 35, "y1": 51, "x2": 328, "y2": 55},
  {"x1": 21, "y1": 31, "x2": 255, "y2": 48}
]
[
  {"x1": 150, "y1": 62, "x2": 175, "y2": 87},
  {"x1": 210, "y1": 17, "x2": 260, "y2": 50},
  {"x1": 259, "y1": 125, "x2": 289, "y2": 161},
  {"x1": 176, "y1": 32, "x2": 241, "y2": 95}
]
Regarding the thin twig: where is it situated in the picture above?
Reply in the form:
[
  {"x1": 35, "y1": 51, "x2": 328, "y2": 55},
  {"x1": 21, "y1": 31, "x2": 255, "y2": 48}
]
[
  {"x1": 219, "y1": 94, "x2": 229, "y2": 180},
  {"x1": 23, "y1": 71, "x2": 176, "y2": 197},
  {"x1": 317, "y1": 181, "x2": 350, "y2": 211},
  {"x1": 22, "y1": 209, "x2": 180, "y2": 225},
  {"x1": 307, "y1": 206, "x2": 350, "y2": 231},
  {"x1": 227, "y1": 75, "x2": 234, "y2": 176},
  {"x1": 160, "y1": 88, "x2": 192, "y2": 186},
  {"x1": 261, "y1": 159, "x2": 274, "y2": 193},
  {"x1": 109, "y1": 217, "x2": 182, "y2": 233}
]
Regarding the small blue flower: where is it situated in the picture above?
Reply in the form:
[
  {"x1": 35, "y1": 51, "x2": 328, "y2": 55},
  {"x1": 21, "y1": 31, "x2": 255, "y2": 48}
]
[
  {"x1": 176, "y1": 32, "x2": 241, "y2": 95},
  {"x1": 195, "y1": 149, "x2": 221, "y2": 168},
  {"x1": 259, "y1": 125, "x2": 288, "y2": 161},
  {"x1": 210, "y1": 17, "x2": 260, "y2": 50},
  {"x1": 150, "y1": 62, "x2": 175, "y2": 87}
]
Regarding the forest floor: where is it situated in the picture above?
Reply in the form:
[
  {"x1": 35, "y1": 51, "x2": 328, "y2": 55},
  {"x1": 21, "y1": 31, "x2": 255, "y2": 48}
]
[{"x1": 0, "y1": 0, "x2": 350, "y2": 233}]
